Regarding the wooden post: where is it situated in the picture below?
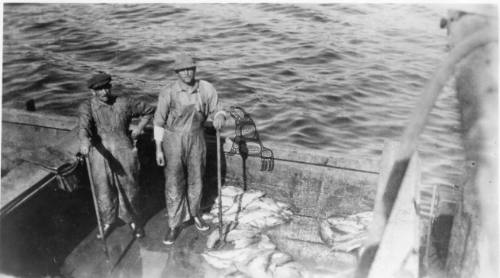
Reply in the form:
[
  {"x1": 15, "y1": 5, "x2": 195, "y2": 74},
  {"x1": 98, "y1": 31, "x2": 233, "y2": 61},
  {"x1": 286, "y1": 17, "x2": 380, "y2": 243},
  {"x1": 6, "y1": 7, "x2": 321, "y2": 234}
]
[
  {"x1": 356, "y1": 141, "x2": 420, "y2": 278},
  {"x1": 355, "y1": 141, "x2": 398, "y2": 278}
]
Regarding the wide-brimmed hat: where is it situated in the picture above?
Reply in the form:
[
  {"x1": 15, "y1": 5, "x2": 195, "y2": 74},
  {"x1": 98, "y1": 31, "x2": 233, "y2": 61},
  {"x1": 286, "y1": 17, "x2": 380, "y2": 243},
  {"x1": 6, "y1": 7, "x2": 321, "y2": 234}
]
[
  {"x1": 87, "y1": 73, "x2": 112, "y2": 89},
  {"x1": 173, "y1": 54, "x2": 196, "y2": 71}
]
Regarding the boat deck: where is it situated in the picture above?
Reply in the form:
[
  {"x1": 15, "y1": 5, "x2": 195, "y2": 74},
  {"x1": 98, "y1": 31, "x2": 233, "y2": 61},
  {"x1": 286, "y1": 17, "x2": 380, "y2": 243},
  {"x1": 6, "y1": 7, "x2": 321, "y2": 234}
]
[
  {"x1": 62, "y1": 208, "x2": 211, "y2": 278},
  {"x1": 1, "y1": 108, "x2": 433, "y2": 277},
  {"x1": 61, "y1": 207, "x2": 357, "y2": 278}
]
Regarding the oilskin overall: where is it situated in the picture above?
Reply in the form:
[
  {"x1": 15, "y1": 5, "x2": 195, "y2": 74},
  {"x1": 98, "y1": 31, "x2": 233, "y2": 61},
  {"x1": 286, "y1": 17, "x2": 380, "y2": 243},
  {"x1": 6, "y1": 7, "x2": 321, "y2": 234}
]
[
  {"x1": 79, "y1": 97, "x2": 154, "y2": 227},
  {"x1": 163, "y1": 84, "x2": 208, "y2": 229}
]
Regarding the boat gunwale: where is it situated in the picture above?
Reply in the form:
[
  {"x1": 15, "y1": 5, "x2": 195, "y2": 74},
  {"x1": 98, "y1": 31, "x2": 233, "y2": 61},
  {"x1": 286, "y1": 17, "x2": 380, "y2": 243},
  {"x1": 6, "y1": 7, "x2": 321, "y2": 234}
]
[{"x1": 3, "y1": 108, "x2": 382, "y2": 174}]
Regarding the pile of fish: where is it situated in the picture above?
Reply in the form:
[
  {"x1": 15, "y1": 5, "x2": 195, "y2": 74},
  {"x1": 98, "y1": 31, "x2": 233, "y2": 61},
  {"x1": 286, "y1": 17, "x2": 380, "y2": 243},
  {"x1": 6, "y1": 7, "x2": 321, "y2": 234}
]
[
  {"x1": 201, "y1": 186, "x2": 358, "y2": 278},
  {"x1": 318, "y1": 211, "x2": 373, "y2": 253},
  {"x1": 202, "y1": 186, "x2": 293, "y2": 231},
  {"x1": 202, "y1": 185, "x2": 293, "y2": 250},
  {"x1": 200, "y1": 186, "x2": 303, "y2": 277},
  {"x1": 203, "y1": 233, "x2": 306, "y2": 278}
]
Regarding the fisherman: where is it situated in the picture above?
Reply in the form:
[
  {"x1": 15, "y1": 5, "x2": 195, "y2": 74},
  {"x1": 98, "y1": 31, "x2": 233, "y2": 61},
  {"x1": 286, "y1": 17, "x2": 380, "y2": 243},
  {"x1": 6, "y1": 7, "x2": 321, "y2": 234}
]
[
  {"x1": 154, "y1": 53, "x2": 227, "y2": 245},
  {"x1": 79, "y1": 72, "x2": 155, "y2": 239}
]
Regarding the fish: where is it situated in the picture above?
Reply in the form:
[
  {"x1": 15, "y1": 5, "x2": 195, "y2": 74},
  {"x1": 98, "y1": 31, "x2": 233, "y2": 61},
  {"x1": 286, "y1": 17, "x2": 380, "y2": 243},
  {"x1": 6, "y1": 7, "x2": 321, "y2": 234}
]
[
  {"x1": 276, "y1": 200, "x2": 292, "y2": 210},
  {"x1": 202, "y1": 189, "x2": 302, "y2": 277},
  {"x1": 279, "y1": 209, "x2": 294, "y2": 218},
  {"x1": 330, "y1": 234, "x2": 367, "y2": 253},
  {"x1": 319, "y1": 219, "x2": 365, "y2": 246},
  {"x1": 206, "y1": 229, "x2": 221, "y2": 249},
  {"x1": 211, "y1": 191, "x2": 265, "y2": 218},
  {"x1": 224, "y1": 271, "x2": 251, "y2": 278},
  {"x1": 318, "y1": 219, "x2": 336, "y2": 247},
  {"x1": 234, "y1": 249, "x2": 275, "y2": 278},
  {"x1": 351, "y1": 211, "x2": 373, "y2": 223},
  {"x1": 206, "y1": 240, "x2": 288, "y2": 277},
  {"x1": 226, "y1": 228, "x2": 259, "y2": 242},
  {"x1": 318, "y1": 211, "x2": 373, "y2": 252},
  {"x1": 326, "y1": 218, "x2": 365, "y2": 233},
  {"x1": 257, "y1": 234, "x2": 276, "y2": 250},
  {"x1": 328, "y1": 222, "x2": 364, "y2": 235},
  {"x1": 204, "y1": 239, "x2": 273, "y2": 265},
  {"x1": 226, "y1": 228, "x2": 261, "y2": 249},
  {"x1": 233, "y1": 236, "x2": 261, "y2": 249},
  {"x1": 237, "y1": 209, "x2": 277, "y2": 225},
  {"x1": 305, "y1": 267, "x2": 345, "y2": 278},
  {"x1": 245, "y1": 197, "x2": 282, "y2": 213},
  {"x1": 272, "y1": 262, "x2": 304, "y2": 278},
  {"x1": 269, "y1": 251, "x2": 293, "y2": 268},
  {"x1": 257, "y1": 215, "x2": 288, "y2": 229},
  {"x1": 205, "y1": 248, "x2": 253, "y2": 262},
  {"x1": 213, "y1": 195, "x2": 238, "y2": 211},
  {"x1": 270, "y1": 235, "x2": 357, "y2": 270},
  {"x1": 239, "y1": 207, "x2": 290, "y2": 229},
  {"x1": 206, "y1": 222, "x2": 238, "y2": 249},
  {"x1": 201, "y1": 253, "x2": 234, "y2": 269},
  {"x1": 202, "y1": 213, "x2": 214, "y2": 221},
  {"x1": 223, "y1": 203, "x2": 242, "y2": 216},
  {"x1": 239, "y1": 190, "x2": 266, "y2": 208},
  {"x1": 222, "y1": 185, "x2": 244, "y2": 197},
  {"x1": 330, "y1": 269, "x2": 357, "y2": 278}
]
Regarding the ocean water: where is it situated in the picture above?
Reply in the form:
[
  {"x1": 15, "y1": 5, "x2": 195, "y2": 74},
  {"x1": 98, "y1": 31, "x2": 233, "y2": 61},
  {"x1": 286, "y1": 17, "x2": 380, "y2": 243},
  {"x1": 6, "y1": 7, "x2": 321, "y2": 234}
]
[{"x1": 2, "y1": 3, "x2": 465, "y2": 193}]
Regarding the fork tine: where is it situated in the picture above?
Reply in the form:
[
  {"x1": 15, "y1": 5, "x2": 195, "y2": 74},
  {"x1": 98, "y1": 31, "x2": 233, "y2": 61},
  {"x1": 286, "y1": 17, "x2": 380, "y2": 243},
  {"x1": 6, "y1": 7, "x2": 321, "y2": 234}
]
[{"x1": 264, "y1": 159, "x2": 269, "y2": 171}]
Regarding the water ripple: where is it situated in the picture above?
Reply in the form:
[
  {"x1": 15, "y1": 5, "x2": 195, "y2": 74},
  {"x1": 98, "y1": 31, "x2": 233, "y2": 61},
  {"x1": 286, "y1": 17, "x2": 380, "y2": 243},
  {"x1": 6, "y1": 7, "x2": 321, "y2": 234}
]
[{"x1": 2, "y1": 3, "x2": 466, "y2": 188}]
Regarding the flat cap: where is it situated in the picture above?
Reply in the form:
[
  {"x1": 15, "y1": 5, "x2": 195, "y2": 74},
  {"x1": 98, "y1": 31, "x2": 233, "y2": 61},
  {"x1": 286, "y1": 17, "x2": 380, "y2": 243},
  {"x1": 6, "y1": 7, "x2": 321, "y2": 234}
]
[
  {"x1": 87, "y1": 73, "x2": 112, "y2": 89},
  {"x1": 173, "y1": 54, "x2": 196, "y2": 71},
  {"x1": 449, "y1": 4, "x2": 498, "y2": 17}
]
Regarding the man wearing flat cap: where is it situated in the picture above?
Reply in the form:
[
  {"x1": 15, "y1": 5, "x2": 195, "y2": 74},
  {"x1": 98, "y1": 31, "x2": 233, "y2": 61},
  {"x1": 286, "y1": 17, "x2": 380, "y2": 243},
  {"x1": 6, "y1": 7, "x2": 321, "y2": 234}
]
[
  {"x1": 153, "y1": 53, "x2": 227, "y2": 245},
  {"x1": 79, "y1": 72, "x2": 155, "y2": 239}
]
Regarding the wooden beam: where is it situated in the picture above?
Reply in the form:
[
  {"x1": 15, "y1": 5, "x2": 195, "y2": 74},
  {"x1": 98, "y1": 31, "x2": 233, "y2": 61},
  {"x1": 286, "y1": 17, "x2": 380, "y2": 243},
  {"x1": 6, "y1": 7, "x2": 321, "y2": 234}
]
[
  {"x1": 2, "y1": 108, "x2": 78, "y2": 131},
  {"x1": 367, "y1": 146, "x2": 420, "y2": 278}
]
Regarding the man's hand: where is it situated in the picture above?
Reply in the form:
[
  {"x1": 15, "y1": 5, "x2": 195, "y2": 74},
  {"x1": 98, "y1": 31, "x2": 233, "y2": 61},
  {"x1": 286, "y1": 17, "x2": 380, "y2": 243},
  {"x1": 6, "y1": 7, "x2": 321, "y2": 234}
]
[
  {"x1": 131, "y1": 127, "x2": 142, "y2": 140},
  {"x1": 80, "y1": 142, "x2": 90, "y2": 155},
  {"x1": 213, "y1": 113, "x2": 226, "y2": 130},
  {"x1": 156, "y1": 151, "x2": 165, "y2": 166}
]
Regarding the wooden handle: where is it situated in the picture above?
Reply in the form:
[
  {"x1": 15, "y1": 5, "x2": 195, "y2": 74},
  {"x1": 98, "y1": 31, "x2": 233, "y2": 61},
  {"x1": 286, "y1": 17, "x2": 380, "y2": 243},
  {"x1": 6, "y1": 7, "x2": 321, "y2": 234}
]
[
  {"x1": 84, "y1": 153, "x2": 110, "y2": 259},
  {"x1": 216, "y1": 130, "x2": 223, "y2": 240}
]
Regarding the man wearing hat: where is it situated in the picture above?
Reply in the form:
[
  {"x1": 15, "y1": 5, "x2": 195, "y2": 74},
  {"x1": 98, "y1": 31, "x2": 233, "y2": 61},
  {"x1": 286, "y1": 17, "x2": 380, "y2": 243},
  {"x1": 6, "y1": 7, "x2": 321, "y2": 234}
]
[
  {"x1": 153, "y1": 54, "x2": 227, "y2": 245},
  {"x1": 79, "y1": 72, "x2": 155, "y2": 239}
]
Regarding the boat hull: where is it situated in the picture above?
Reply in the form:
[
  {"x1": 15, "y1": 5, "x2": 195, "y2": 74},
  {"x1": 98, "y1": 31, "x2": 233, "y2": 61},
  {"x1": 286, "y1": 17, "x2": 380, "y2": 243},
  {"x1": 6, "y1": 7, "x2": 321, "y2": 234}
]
[{"x1": 1, "y1": 108, "x2": 383, "y2": 277}]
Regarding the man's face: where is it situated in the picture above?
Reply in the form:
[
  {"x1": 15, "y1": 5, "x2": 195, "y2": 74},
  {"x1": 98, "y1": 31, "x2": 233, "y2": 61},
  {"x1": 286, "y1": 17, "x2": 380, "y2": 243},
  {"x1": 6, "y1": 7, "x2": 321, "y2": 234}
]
[
  {"x1": 176, "y1": 67, "x2": 196, "y2": 84},
  {"x1": 93, "y1": 84, "x2": 112, "y2": 102}
]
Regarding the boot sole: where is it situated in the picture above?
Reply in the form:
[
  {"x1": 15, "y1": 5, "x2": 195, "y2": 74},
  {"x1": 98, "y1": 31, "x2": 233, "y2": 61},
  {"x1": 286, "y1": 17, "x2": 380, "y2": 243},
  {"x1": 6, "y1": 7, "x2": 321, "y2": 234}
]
[
  {"x1": 162, "y1": 239, "x2": 175, "y2": 245},
  {"x1": 195, "y1": 225, "x2": 209, "y2": 231}
]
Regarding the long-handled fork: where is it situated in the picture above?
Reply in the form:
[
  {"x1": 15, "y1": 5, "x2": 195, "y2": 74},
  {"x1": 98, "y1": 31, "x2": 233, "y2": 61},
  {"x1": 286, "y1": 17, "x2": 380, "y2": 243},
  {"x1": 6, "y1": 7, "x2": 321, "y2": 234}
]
[
  {"x1": 84, "y1": 153, "x2": 110, "y2": 261},
  {"x1": 212, "y1": 129, "x2": 226, "y2": 249}
]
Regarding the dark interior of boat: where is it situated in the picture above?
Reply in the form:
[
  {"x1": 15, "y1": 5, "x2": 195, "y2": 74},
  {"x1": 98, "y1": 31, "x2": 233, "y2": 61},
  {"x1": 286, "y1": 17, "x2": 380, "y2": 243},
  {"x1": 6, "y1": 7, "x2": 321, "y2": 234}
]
[{"x1": 0, "y1": 127, "x2": 226, "y2": 277}]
